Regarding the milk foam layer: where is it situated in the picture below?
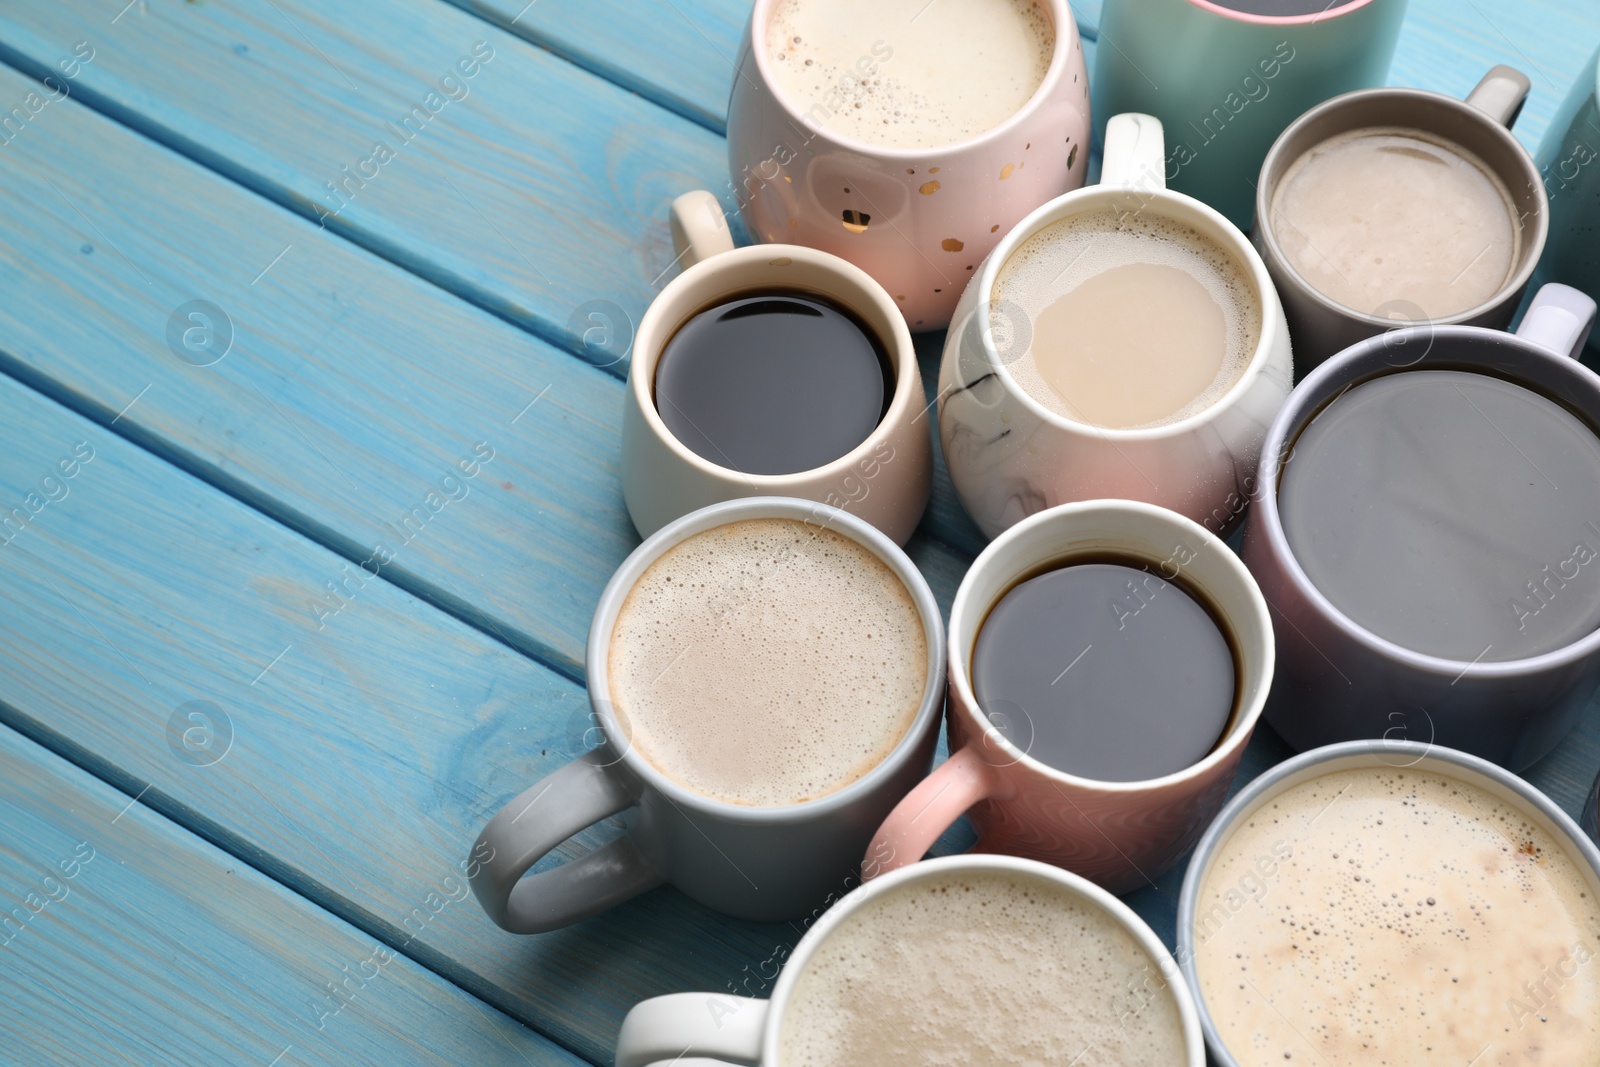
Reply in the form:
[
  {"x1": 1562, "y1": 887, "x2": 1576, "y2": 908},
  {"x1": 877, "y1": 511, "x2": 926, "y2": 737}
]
[
  {"x1": 765, "y1": 0, "x2": 1054, "y2": 150},
  {"x1": 779, "y1": 867, "x2": 1188, "y2": 1065},
  {"x1": 994, "y1": 208, "x2": 1262, "y2": 428},
  {"x1": 1195, "y1": 766, "x2": 1600, "y2": 1066},
  {"x1": 1271, "y1": 127, "x2": 1520, "y2": 319},
  {"x1": 608, "y1": 518, "x2": 927, "y2": 807}
]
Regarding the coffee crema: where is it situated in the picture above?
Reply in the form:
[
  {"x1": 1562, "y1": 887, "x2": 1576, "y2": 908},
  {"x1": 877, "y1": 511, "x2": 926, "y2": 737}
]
[
  {"x1": 1278, "y1": 369, "x2": 1600, "y2": 662},
  {"x1": 608, "y1": 518, "x2": 927, "y2": 807},
  {"x1": 765, "y1": 0, "x2": 1054, "y2": 150},
  {"x1": 972, "y1": 559, "x2": 1236, "y2": 782},
  {"x1": 1194, "y1": 765, "x2": 1600, "y2": 1066},
  {"x1": 1271, "y1": 127, "x2": 1520, "y2": 319},
  {"x1": 779, "y1": 867, "x2": 1189, "y2": 1065},
  {"x1": 994, "y1": 208, "x2": 1261, "y2": 429}
]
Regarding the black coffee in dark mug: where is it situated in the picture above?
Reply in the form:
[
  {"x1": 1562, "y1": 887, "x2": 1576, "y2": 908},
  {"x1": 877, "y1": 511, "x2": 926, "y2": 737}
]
[
  {"x1": 652, "y1": 291, "x2": 892, "y2": 476},
  {"x1": 1245, "y1": 283, "x2": 1600, "y2": 769},
  {"x1": 971, "y1": 554, "x2": 1238, "y2": 782}
]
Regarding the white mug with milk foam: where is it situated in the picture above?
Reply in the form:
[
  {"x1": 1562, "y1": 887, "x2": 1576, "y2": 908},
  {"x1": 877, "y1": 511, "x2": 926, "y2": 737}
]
[{"x1": 938, "y1": 113, "x2": 1293, "y2": 542}]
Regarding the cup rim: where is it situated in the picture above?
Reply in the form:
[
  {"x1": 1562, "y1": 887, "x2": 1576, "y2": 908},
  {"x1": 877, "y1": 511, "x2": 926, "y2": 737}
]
[
  {"x1": 969, "y1": 183, "x2": 1283, "y2": 441},
  {"x1": 763, "y1": 853, "x2": 1206, "y2": 1064},
  {"x1": 1253, "y1": 322, "x2": 1600, "y2": 676},
  {"x1": 746, "y1": 0, "x2": 1080, "y2": 159},
  {"x1": 1254, "y1": 85, "x2": 1550, "y2": 329},
  {"x1": 630, "y1": 243, "x2": 920, "y2": 485},
  {"x1": 585, "y1": 495, "x2": 947, "y2": 822},
  {"x1": 1174, "y1": 739, "x2": 1600, "y2": 1067},
  {"x1": 947, "y1": 498, "x2": 1275, "y2": 792},
  {"x1": 1182, "y1": 0, "x2": 1377, "y2": 24}
]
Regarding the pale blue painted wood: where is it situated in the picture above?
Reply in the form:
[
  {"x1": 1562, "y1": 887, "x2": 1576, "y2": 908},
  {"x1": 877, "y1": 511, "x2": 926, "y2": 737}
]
[
  {"x1": 0, "y1": 351, "x2": 979, "y2": 1062},
  {"x1": 0, "y1": 724, "x2": 584, "y2": 1066}
]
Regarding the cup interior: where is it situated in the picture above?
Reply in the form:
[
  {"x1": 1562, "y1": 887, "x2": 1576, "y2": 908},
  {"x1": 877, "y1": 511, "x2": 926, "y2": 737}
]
[
  {"x1": 634, "y1": 246, "x2": 917, "y2": 479},
  {"x1": 764, "y1": 854, "x2": 1205, "y2": 1064},
  {"x1": 1258, "y1": 89, "x2": 1547, "y2": 325},
  {"x1": 948, "y1": 500, "x2": 1273, "y2": 786},
  {"x1": 585, "y1": 495, "x2": 946, "y2": 818},
  {"x1": 1259, "y1": 325, "x2": 1600, "y2": 671},
  {"x1": 1177, "y1": 743, "x2": 1600, "y2": 1067},
  {"x1": 972, "y1": 185, "x2": 1275, "y2": 438},
  {"x1": 747, "y1": 0, "x2": 1074, "y2": 156}
]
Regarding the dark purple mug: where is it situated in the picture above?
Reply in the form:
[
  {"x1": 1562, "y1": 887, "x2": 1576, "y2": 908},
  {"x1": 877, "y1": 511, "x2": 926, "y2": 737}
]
[{"x1": 1245, "y1": 283, "x2": 1599, "y2": 769}]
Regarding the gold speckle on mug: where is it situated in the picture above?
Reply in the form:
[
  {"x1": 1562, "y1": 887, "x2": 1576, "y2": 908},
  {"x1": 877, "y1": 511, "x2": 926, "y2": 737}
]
[
  {"x1": 1026, "y1": 142, "x2": 1031, "y2": 150},
  {"x1": 789, "y1": 219, "x2": 798, "y2": 228},
  {"x1": 929, "y1": 167, "x2": 940, "y2": 173},
  {"x1": 906, "y1": 168, "x2": 915, "y2": 175},
  {"x1": 999, "y1": 164, "x2": 1015, "y2": 180},
  {"x1": 783, "y1": 175, "x2": 792, "y2": 182},
  {"x1": 990, "y1": 224, "x2": 1000, "y2": 233},
  {"x1": 769, "y1": 257, "x2": 792, "y2": 266},
  {"x1": 896, "y1": 294, "x2": 906, "y2": 302},
  {"x1": 920, "y1": 181, "x2": 941, "y2": 195},
  {"x1": 941, "y1": 238, "x2": 964, "y2": 252},
  {"x1": 1068, "y1": 144, "x2": 1079, "y2": 170}
]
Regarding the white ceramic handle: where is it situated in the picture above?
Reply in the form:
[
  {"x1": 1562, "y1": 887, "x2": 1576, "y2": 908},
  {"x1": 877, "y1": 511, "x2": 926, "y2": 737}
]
[
  {"x1": 1100, "y1": 112, "x2": 1167, "y2": 192},
  {"x1": 1465, "y1": 64, "x2": 1531, "y2": 128},
  {"x1": 670, "y1": 190, "x2": 736, "y2": 269},
  {"x1": 1515, "y1": 283, "x2": 1597, "y2": 358},
  {"x1": 614, "y1": 993, "x2": 768, "y2": 1067}
]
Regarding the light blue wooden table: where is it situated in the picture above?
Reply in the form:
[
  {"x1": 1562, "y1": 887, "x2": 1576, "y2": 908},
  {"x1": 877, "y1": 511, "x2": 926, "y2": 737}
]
[{"x1": 1, "y1": 1, "x2": 1597, "y2": 1063}]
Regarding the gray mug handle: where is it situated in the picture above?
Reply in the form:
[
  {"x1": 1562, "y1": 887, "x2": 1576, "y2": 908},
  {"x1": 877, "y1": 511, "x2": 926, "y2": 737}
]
[
  {"x1": 1465, "y1": 64, "x2": 1531, "y2": 127},
  {"x1": 1516, "y1": 283, "x2": 1598, "y2": 359},
  {"x1": 470, "y1": 750, "x2": 665, "y2": 933}
]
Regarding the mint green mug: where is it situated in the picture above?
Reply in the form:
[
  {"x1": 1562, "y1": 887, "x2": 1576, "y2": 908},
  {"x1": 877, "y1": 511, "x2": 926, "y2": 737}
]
[
  {"x1": 1534, "y1": 42, "x2": 1600, "y2": 353},
  {"x1": 1091, "y1": 0, "x2": 1408, "y2": 229}
]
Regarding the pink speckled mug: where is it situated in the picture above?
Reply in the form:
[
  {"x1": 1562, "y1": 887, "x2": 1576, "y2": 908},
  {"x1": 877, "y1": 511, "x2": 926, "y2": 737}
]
[
  {"x1": 863, "y1": 499, "x2": 1275, "y2": 894},
  {"x1": 724, "y1": 0, "x2": 1092, "y2": 330}
]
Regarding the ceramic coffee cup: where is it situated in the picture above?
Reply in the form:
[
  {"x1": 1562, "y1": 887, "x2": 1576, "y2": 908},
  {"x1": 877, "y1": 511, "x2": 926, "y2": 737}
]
[
  {"x1": 1244, "y1": 283, "x2": 1600, "y2": 771},
  {"x1": 468, "y1": 497, "x2": 946, "y2": 932},
  {"x1": 862, "y1": 499, "x2": 1274, "y2": 894},
  {"x1": 1533, "y1": 42, "x2": 1600, "y2": 354},
  {"x1": 1255, "y1": 66, "x2": 1549, "y2": 374},
  {"x1": 939, "y1": 113, "x2": 1293, "y2": 541},
  {"x1": 1092, "y1": 0, "x2": 1408, "y2": 230},
  {"x1": 723, "y1": 0, "x2": 1091, "y2": 330},
  {"x1": 1177, "y1": 740, "x2": 1600, "y2": 1066},
  {"x1": 613, "y1": 854, "x2": 1206, "y2": 1066},
  {"x1": 621, "y1": 192, "x2": 932, "y2": 546}
]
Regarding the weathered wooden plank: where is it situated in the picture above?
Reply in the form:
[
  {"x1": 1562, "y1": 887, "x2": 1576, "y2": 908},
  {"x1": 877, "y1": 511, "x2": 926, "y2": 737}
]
[
  {"x1": 0, "y1": 0, "x2": 728, "y2": 368},
  {"x1": 0, "y1": 724, "x2": 584, "y2": 1066},
  {"x1": 0, "y1": 368, "x2": 978, "y2": 1063}
]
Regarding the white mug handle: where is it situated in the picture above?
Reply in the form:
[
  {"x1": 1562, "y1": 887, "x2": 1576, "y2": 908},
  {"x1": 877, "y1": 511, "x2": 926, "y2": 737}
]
[
  {"x1": 670, "y1": 190, "x2": 736, "y2": 269},
  {"x1": 1515, "y1": 283, "x2": 1597, "y2": 359},
  {"x1": 1100, "y1": 112, "x2": 1167, "y2": 192},
  {"x1": 614, "y1": 993, "x2": 768, "y2": 1067}
]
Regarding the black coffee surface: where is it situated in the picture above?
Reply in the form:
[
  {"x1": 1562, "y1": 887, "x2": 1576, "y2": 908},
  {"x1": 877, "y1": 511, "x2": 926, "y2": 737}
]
[
  {"x1": 972, "y1": 560, "x2": 1236, "y2": 783},
  {"x1": 653, "y1": 292, "x2": 892, "y2": 476},
  {"x1": 1280, "y1": 369, "x2": 1600, "y2": 661}
]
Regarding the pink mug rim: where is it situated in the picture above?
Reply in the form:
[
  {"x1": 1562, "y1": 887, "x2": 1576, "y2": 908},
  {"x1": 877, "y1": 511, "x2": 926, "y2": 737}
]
[{"x1": 1183, "y1": 0, "x2": 1377, "y2": 25}]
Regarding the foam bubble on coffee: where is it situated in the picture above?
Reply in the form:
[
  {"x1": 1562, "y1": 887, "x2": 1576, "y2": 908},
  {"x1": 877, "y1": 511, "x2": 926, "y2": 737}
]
[
  {"x1": 779, "y1": 867, "x2": 1189, "y2": 1065},
  {"x1": 994, "y1": 208, "x2": 1261, "y2": 429},
  {"x1": 1194, "y1": 767, "x2": 1600, "y2": 1065},
  {"x1": 608, "y1": 518, "x2": 927, "y2": 807},
  {"x1": 765, "y1": 0, "x2": 1054, "y2": 150}
]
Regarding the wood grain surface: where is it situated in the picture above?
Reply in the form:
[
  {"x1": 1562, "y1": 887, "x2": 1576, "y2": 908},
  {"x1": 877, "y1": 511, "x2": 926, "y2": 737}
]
[{"x1": 0, "y1": 724, "x2": 582, "y2": 1065}]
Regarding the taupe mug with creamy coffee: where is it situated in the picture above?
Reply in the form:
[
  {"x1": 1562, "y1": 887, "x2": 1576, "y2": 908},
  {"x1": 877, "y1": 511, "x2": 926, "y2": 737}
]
[
  {"x1": 1256, "y1": 66, "x2": 1549, "y2": 374},
  {"x1": 468, "y1": 497, "x2": 946, "y2": 932},
  {"x1": 1179, "y1": 741, "x2": 1600, "y2": 1066}
]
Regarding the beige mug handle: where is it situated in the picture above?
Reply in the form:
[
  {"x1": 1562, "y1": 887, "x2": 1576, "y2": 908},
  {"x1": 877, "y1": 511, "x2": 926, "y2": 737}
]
[
  {"x1": 1465, "y1": 64, "x2": 1531, "y2": 127},
  {"x1": 670, "y1": 190, "x2": 736, "y2": 269}
]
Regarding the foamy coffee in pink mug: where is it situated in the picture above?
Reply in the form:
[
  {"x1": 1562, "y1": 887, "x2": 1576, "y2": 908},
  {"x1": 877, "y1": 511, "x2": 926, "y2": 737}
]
[{"x1": 724, "y1": 0, "x2": 1092, "y2": 330}]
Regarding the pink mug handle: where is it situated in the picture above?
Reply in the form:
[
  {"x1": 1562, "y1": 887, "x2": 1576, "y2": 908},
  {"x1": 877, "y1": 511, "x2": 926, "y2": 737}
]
[{"x1": 862, "y1": 745, "x2": 999, "y2": 880}]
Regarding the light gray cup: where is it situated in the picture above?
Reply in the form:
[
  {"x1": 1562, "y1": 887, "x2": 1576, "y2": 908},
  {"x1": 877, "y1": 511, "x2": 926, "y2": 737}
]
[
  {"x1": 468, "y1": 496, "x2": 947, "y2": 932},
  {"x1": 1255, "y1": 66, "x2": 1549, "y2": 375},
  {"x1": 1243, "y1": 283, "x2": 1599, "y2": 771},
  {"x1": 1177, "y1": 740, "x2": 1600, "y2": 1066}
]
